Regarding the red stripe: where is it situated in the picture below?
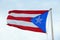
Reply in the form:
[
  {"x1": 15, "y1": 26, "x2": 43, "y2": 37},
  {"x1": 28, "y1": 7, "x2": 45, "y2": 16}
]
[
  {"x1": 7, "y1": 15, "x2": 31, "y2": 22},
  {"x1": 7, "y1": 24, "x2": 44, "y2": 33},
  {"x1": 9, "y1": 10, "x2": 48, "y2": 14}
]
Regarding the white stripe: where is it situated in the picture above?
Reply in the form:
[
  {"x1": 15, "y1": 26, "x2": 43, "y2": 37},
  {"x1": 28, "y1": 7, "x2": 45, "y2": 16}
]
[
  {"x1": 7, "y1": 19, "x2": 38, "y2": 28},
  {"x1": 9, "y1": 13, "x2": 41, "y2": 17}
]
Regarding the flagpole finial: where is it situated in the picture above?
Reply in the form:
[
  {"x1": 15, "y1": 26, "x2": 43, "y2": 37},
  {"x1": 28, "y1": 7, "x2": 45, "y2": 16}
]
[{"x1": 49, "y1": 8, "x2": 52, "y2": 11}]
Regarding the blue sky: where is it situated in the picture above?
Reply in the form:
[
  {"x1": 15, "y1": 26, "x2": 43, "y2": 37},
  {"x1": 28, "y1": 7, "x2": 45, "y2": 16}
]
[{"x1": 0, "y1": 0, "x2": 60, "y2": 40}]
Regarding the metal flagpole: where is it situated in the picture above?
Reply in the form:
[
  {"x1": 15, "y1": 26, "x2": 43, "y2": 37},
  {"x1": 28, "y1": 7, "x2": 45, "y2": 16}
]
[{"x1": 49, "y1": 8, "x2": 54, "y2": 40}]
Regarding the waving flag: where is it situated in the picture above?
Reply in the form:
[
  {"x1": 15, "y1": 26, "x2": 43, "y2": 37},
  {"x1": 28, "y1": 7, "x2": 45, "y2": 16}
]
[{"x1": 7, "y1": 10, "x2": 48, "y2": 33}]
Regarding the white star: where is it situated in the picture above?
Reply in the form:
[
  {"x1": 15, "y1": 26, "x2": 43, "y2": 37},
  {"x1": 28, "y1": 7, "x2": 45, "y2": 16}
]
[{"x1": 36, "y1": 16, "x2": 42, "y2": 24}]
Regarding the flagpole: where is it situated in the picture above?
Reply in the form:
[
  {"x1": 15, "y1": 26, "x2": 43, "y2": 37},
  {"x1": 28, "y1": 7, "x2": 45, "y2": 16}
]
[{"x1": 49, "y1": 8, "x2": 54, "y2": 40}]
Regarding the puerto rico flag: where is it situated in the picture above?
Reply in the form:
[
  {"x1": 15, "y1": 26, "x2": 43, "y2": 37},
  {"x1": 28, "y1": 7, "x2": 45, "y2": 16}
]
[{"x1": 7, "y1": 10, "x2": 48, "y2": 33}]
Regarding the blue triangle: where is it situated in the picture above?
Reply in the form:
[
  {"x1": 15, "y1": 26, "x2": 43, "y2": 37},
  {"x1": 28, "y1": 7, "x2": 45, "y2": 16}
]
[{"x1": 31, "y1": 12, "x2": 48, "y2": 33}]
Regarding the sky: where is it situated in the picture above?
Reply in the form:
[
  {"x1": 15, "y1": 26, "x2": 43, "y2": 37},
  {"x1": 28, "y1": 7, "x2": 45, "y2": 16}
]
[{"x1": 0, "y1": 0, "x2": 60, "y2": 40}]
